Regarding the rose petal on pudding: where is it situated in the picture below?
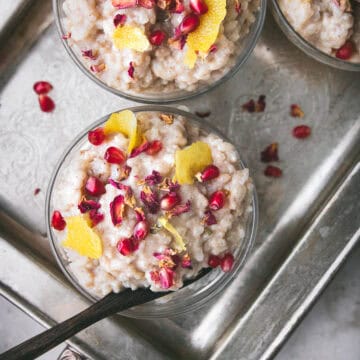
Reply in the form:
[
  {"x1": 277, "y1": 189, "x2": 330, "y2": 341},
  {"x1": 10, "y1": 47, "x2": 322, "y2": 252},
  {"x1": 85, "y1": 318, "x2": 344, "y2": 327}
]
[
  {"x1": 185, "y1": 0, "x2": 227, "y2": 68},
  {"x1": 158, "y1": 217, "x2": 186, "y2": 251},
  {"x1": 175, "y1": 141, "x2": 212, "y2": 185},
  {"x1": 113, "y1": 25, "x2": 150, "y2": 52},
  {"x1": 103, "y1": 110, "x2": 142, "y2": 153},
  {"x1": 62, "y1": 215, "x2": 103, "y2": 259},
  {"x1": 110, "y1": 195, "x2": 125, "y2": 226}
]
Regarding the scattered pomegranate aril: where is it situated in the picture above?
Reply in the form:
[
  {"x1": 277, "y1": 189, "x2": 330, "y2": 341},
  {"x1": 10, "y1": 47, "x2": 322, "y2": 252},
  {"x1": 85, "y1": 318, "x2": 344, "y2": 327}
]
[
  {"x1": 335, "y1": 41, "x2": 353, "y2": 60},
  {"x1": 150, "y1": 270, "x2": 160, "y2": 282},
  {"x1": 85, "y1": 176, "x2": 106, "y2": 196},
  {"x1": 108, "y1": 179, "x2": 130, "y2": 192},
  {"x1": 33, "y1": 81, "x2": 53, "y2": 95},
  {"x1": 293, "y1": 125, "x2": 311, "y2": 139},
  {"x1": 208, "y1": 255, "x2": 221, "y2": 268},
  {"x1": 220, "y1": 253, "x2": 234, "y2": 272},
  {"x1": 264, "y1": 165, "x2": 282, "y2": 178},
  {"x1": 38, "y1": 94, "x2": 55, "y2": 112},
  {"x1": 149, "y1": 30, "x2": 166, "y2": 46},
  {"x1": 88, "y1": 128, "x2": 105, "y2": 146},
  {"x1": 202, "y1": 210, "x2": 217, "y2": 226},
  {"x1": 160, "y1": 192, "x2": 181, "y2": 211},
  {"x1": 198, "y1": 165, "x2": 220, "y2": 182},
  {"x1": 290, "y1": 104, "x2": 304, "y2": 118},
  {"x1": 78, "y1": 199, "x2": 101, "y2": 213},
  {"x1": 51, "y1": 210, "x2": 66, "y2": 231},
  {"x1": 159, "y1": 267, "x2": 174, "y2": 289},
  {"x1": 261, "y1": 143, "x2": 279, "y2": 163},
  {"x1": 110, "y1": 195, "x2": 125, "y2": 226},
  {"x1": 146, "y1": 140, "x2": 163, "y2": 155},
  {"x1": 104, "y1": 146, "x2": 126, "y2": 164},
  {"x1": 134, "y1": 220, "x2": 149, "y2": 240},
  {"x1": 208, "y1": 190, "x2": 227, "y2": 211},
  {"x1": 179, "y1": 13, "x2": 200, "y2": 35},
  {"x1": 112, "y1": 0, "x2": 136, "y2": 8},
  {"x1": 190, "y1": 0, "x2": 208, "y2": 14},
  {"x1": 113, "y1": 13, "x2": 127, "y2": 27},
  {"x1": 128, "y1": 61, "x2": 135, "y2": 79},
  {"x1": 34, "y1": 188, "x2": 41, "y2": 196},
  {"x1": 117, "y1": 237, "x2": 138, "y2": 256}
]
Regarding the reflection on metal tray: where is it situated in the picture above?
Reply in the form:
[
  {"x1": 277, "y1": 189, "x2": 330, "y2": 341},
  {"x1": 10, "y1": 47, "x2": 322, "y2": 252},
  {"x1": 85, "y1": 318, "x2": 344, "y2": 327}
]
[{"x1": 0, "y1": 1, "x2": 359, "y2": 359}]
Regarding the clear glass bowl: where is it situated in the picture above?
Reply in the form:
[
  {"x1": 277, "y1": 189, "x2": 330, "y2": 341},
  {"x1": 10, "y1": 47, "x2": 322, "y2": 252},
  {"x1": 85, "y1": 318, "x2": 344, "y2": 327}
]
[
  {"x1": 271, "y1": 0, "x2": 360, "y2": 72},
  {"x1": 53, "y1": 0, "x2": 267, "y2": 103},
  {"x1": 46, "y1": 106, "x2": 258, "y2": 319}
]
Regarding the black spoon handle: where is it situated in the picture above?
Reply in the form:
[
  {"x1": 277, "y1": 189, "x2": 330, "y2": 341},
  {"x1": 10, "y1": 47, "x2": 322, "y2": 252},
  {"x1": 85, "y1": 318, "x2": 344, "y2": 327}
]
[{"x1": 0, "y1": 288, "x2": 166, "y2": 360}]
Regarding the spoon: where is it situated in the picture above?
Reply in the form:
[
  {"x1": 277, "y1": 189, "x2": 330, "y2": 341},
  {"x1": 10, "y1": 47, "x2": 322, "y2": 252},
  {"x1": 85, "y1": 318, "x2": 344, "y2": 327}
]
[{"x1": 0, "y1": 268, "x2": 211, "y2": 360}]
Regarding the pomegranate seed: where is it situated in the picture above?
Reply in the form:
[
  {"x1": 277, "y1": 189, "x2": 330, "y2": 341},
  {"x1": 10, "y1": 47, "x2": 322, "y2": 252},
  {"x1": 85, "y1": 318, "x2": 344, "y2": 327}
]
[
  {"x1": 261, "y1": 143, "x2": 279, "y2": 163},
  {"x1": 199, "y1": 165, "x2": 220, "y2": 182},
  {"x1": 134, "y1": 220, "x2": 149, "y2": 240},
  {"x1": 208, "y1": 190, "x2": 226, "y2": 211},
  {"x1": 104, "y1": 146, "x2": 126, "y2": 164},
  {"x1": 146, "y1": 140, "x2": 163, "y2": 155},
  {"x1": 51, "y1": 210, "x2": 66, "y2": 231},
  {"x1": 220, "y1": 253, "x2": 234, "y2": 272},
  {"x1": 179, "y1": 13, "x2": 200, "y2": 35},
  {"x1": 117, "y1": 237, "x2": 138, "y2": 256},
  {"x1": 208, "y1": 44, "x2": 217, "y2": 54},
  {"x1": 292, "y1": 125, "x2": 311, "y2": 139},
  {"x1": 264, "y1": 165, "x2": 282, "y2": 178},
  {"x1": 85, "y1": 176, "x2": 106, "y2": 196},
  {"x1": 149, "y1": 30, "x2": 166, "y2": 46},
  {"x1": 114, "y1": 14, "x2": 127, "y2": 27},
  {"x1": 88, "y1": 128, "x2": 105, "y2": 146},
  {"x1": 78, "y1": 199, "x2": 101, "y2": 213},
  {"x1": 190, "y1": 0, "x2": 208, "y2": 15},
  {"x1": 208, "y1": 255, "x2": 221, "y2": 268},
  {"x1": 110, "y1": 195, "x2": 125, "y2": 226},
  {"x1": 34, "y1": 188, "x2": 41, "y2": 195},
  {"x1": 33, "y1": 81, "x2": 53, "y2": 95},
  {"x1": 112, "y1": 0, "x2": 136, "y2": 8},
  {"x1": 138, "y1": 0, "x2": 155, "y2": 8},
  {"x1": 160, "y1": 192, "x2": 181, "y2": 211},
  {"x1": 171, "y1": 0, "x2": 185, "y2": 13},
  {"x1": 335, "y1": 41, "x2": 353, "y2": 60},
  {"x1": 38, "y1": 94, "x2": 55, "y2": 112},
  {"x1": 159, "y1": 267, "x2": 174, "y2": 289},
  {"x1": 150, "y1": 270, "x2": 160, "y2": 282},
  {"x1": 128, "y1": 61, "x2": 135, "y2": 79}
]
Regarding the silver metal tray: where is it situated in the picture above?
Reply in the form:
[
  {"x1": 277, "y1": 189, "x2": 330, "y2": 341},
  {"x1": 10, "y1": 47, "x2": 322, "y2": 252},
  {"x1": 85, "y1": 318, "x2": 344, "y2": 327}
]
[{"x1": 0, "y1": 1, "x2": 359, "y2": 359}]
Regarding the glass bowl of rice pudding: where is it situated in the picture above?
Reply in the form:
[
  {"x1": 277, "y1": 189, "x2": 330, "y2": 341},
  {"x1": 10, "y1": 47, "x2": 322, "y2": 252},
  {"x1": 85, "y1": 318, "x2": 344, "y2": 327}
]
[
  {"x1": 46, "y1": 106, "x2": 258, "y2": 318},
  {"x1": 272, "y1": 0, "x2": 360, "y2": 71},
  {"x1": 53, "y1": 0, "x2": 266, "y2": 103}
]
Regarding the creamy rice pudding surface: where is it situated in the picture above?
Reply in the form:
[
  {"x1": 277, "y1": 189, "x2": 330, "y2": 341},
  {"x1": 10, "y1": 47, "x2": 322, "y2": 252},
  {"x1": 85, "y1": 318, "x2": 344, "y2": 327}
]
[
  {"x1": 62, "y1": 0, "x2": 260, "y2": 94},
  {"x1": 278, "y1": 0, "x2": 360, "y2": 62},
  {"x1": 51, "y1": 111, "x2": 253, "y2": 296}
]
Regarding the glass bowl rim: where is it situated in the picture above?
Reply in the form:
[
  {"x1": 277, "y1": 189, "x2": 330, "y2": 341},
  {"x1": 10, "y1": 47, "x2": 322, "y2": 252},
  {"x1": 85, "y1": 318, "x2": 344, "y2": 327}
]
[
  {"x1": 52, "y1": 0, "x2": 267, "y2": 104},
  {"x1": 271, "y1": 0, "x2": 360, "y2": 72},
  {"x1": 46, "y1": 105, "x2": 259, "y2": 319}
]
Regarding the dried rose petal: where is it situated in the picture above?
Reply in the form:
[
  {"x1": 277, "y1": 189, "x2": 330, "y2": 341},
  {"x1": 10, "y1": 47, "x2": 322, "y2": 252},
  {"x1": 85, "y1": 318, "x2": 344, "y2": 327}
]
[
  {"x1": 159, "y1": 113, "x2": 174, "y2": 124},
  {"x1": 51, "y1": 210, "x2": 66, "y2": 231},
  {"x1": 208, "y1": 254, "x2": 221, "y2": 268},
  {"x1": 114, "y1": 13, "x2": 127, "y2": 27},
  {"x1": 293, "y1": 125, "x2": 311, "y2": 139},
  {"x1": 195, "y1": 111, "x2": 211, "y2": 118},
  {"x1": 110, "y1": 195, "x2": 125, "y2": 226},
  {"x1": 88, "y1": 209, "x2": 104, "y2": 227},
  {"x1": 235, "y1": 0, "x2": 242, "y2": 14},
  {"x1": 181, "y1": 253, "x2": 192, "y2": 268},
  {"x1": 138, "y1": 0, "x2": 155, "y2": 8},
  {"x1": 134, "y1": 220, "x2": 149, "y2": 240},
  {"x1": 38, "y1": 94, "x2": 55, "y2": 112},
  {"x1": 140, "y1": 186, "x2": 160, "y2": 214},
  {"x1": 119, "y1": 165, "x2": 132, "y2": 181},
  {"x1": 146, "y1": 140, "x2": 163, "y2": 155},
  {"x1": 242, "y1": 95, "x2": 266, "y2": 113},
  {"x1": 34, "y1": 188, "x2": 41, "y2": 196},
  {"x1": 104, "y1": 146, "x2": 126, "y2": 165},
  {"x1": 242, "y1": 99, "x2": 255, "y2": 113},
  {"x1": 112, "y1": 0, "x2": 136, "y2": 8},
  {"x1": 202, "y1": 210, "x2": 217, "y2": 226},
  {"x1": 128, "y1": 61, "x2": 135, "y2": 79},
  {"x1": 290, "y1": 104, "x2": 304, "y2": 118},
  {"x1": 167, "y1": 200, "x2": 191, "y2": 217},
  {"x1": 158, "y1": 178, "x2": 180, "y2": 193},
  {"x1": 144, "y1": 170, "x2": 163, "y2": 185},
  {"x1": 90, "y1": 63, "x2": 106, "y2": 73},
  {"x1": 117, "y1": 237, "x2": 138, "y2": 256},
  {"x1": 160, "y1": 192, "x2": 181, "y2": 211},
  {"x1": 85, "y1": 176, "x2": 106, "y2": 196},
  {"x1": 336, "y1": 41, "x2": 353, "y2": 60},
  {"x1": 33, "y1": 81, "x2": 53, "y2": 95},
  {"x1": 159, "y1": 267, "x2": 174, "y2": 289},
  {"x1": 170, "y1": 0, "x2": 185, "y2": 13},
  {"x1": 81, "y1": 49, "x2": 98, "y2": 60},
  {"x1": 220, "y1": 253, "x2": 234, "y2": 272},
  {"x1": 78, "y1": 198, "x2": 101, "y2": 213},
  {"x1": 168, "y1": 35, "x2": 187, "y2": 50},
  {"x1": 129, "y1": 141, "x2": 150, "y2": 158},
  {"x1": 150, "y1": 270, "x2": 160, "y2": 282},
  {"x1": 264, "y1": 165, "x2": 282, "y2": 178},
  {"x1": 190, "y1": 0, "x2": 208, "y2": 15},
  {"x1": 62, "y1": 32, "x2": 71, "y2": 40},
  {"x1": 157, "y1": 0, "x2": 172, "y2": 10},
  {"x1": 134, "y1": 207, "x2": 146, "y2": 222},
  {"x1": 209, "y1": 190, "x2": 227, "y2": 211},
  {"x1": 149, "y1": 30, "x2": 166, "y2": 46},
  {"x1": 108, "y1": 179, "x2": 131, "y2": 192},
  {"x1": 261, "y1": 143, "x2": 279, "y2": 163},
  {"x1": 88, "y1": 128, "x2": 105, "y2": 146}
]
